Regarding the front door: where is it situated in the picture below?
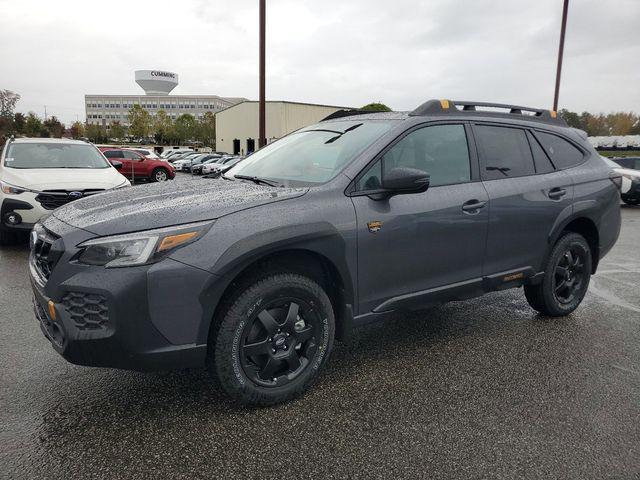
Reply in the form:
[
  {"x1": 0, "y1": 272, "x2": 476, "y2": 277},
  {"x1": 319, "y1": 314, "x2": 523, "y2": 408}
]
[{"x1": 351, "y1": 123, "x2": 489, "y2": 314}]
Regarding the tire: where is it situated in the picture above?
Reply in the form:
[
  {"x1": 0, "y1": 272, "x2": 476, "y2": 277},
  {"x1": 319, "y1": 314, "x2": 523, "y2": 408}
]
[
  {"x1": 524, "y1": 232, "x2": 592, "y2": 317},
  {"x1": 208, "y1": 273, "x2": 335, "y2": 406},
  {"x1": 0, "y1": 228, "x2": 18, "y2": 246},
  {"x1": 151, "y1": 168, "x2": 169, "y2": 182}
]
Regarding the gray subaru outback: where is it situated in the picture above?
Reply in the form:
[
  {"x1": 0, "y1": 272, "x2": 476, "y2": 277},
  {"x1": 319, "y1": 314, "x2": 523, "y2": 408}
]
[{"x1": 29, "y1": 99, "x2": 621, "y2": 405}]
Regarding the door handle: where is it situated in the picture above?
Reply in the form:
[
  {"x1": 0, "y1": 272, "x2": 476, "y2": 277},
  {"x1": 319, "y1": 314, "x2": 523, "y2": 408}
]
[
  {"x1": 548, "y1": 187, "x2": 567, "y2": 200},
  {"x1": 462, "y1": 199, "x2": 487, "y2": 213}
]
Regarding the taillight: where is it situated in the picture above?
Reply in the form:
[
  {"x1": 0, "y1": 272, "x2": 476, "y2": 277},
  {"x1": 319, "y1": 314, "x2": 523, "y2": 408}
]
[{"x1": 609, "y1": 172, "x2": 622, "y2": 190}]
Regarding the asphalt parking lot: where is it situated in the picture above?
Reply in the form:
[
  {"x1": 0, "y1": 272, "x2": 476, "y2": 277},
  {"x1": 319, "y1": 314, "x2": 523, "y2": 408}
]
[{"x1": 1, "y1": 178, "x2": 638, "y2": 479}]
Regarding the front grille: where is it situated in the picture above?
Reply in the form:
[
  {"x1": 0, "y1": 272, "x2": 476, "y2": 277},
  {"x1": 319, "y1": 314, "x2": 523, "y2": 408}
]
[
  {"x1": 61, "y1": 292, "x2": 109, "y2": 330},
  {"x1": 35, "y1": 189, "x2": 104, "y2": 210},
  {"x1": 31, "y1": 228, "x2": 61, "y2": 281}
]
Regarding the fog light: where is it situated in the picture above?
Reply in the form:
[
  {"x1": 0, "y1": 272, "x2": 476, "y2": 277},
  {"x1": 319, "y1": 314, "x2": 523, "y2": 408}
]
[{"x1": 4, "y1": 211, "x2": 22, "y2": 226}]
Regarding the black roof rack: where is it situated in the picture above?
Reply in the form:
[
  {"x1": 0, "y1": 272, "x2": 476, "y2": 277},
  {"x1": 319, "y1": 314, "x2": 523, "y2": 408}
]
[{"x1": 409, "y1": 99, "x2": 567, "y2": 126}]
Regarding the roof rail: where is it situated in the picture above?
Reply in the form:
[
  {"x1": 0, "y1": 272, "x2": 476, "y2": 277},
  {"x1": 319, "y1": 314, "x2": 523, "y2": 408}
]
[
  {"x1": 321, "y1": 109, "x2": 377, "y2": 122},
  {"x1": 409, "y1": 99, "x2": 567, "y2": 126}
]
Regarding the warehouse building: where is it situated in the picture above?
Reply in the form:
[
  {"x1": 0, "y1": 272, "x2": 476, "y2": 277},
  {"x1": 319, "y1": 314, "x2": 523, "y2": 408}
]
[
  {"x1": 85, "y1": 70, "x2": 246, "y2": 128},
  {"x1": 215, "y1": 101, "x2": 349, "y2": 155}
]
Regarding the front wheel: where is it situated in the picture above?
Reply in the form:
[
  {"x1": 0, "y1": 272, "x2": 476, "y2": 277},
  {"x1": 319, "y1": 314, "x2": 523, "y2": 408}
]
[
  {"x1": 209, "y1": 273, "x2": 335, "y2": 406},
  {"x1": 151, "y1": 168, "x2": 169, "y2": 182},
  {"x1": 524, "y1": 232, "x2": 592, "y2": 317}
]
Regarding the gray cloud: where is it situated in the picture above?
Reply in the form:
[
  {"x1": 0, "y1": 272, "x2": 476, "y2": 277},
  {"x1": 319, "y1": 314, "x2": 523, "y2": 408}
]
[{"x1": 0, "y1": 0, "x2": 638, "y2": 124}]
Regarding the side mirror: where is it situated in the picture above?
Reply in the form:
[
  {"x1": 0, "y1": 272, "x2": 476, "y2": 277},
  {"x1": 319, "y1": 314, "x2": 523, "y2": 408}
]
[
  {"x1": 111, "y1": 160, "x2": 123, "y2": 171},
  {"x1": 376, "y1": 167, "x2": 430, "y2": 199}
]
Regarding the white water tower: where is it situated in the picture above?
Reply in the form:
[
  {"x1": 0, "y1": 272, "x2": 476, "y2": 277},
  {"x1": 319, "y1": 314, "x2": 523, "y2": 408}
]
[{"x1": 135, "y1": 70, "x2": 179, "y2": 95}]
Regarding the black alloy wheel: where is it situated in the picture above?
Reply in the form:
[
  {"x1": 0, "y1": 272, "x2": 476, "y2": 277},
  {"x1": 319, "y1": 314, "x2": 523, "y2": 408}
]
[
  {"x1": 553, "y1": 247, "x2": 587, "y2": 304},
  {"x1": 209, "y1": 273, "x2": 335, "y2": 405},
  {"x1": 240, "y1": 298, "x2": 322, "y2": 387}
]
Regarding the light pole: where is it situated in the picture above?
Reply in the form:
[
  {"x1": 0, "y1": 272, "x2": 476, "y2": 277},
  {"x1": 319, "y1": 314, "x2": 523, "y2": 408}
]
[
  {"x1": 259, "y1": 0, "x2": 266, "y2": 148},
  {"x1": 553, "y1": 0, "x2": 570, "y2": 112}
]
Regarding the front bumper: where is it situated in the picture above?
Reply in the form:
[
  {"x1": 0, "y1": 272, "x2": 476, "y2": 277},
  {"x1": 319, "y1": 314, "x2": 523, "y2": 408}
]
[{"x1": 29, "y1": 238, "x2": 219, "y2": 371}]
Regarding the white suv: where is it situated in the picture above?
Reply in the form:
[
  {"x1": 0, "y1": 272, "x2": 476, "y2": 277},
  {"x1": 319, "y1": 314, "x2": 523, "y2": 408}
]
[{"x1": 0, "y1": 138, "x2": 130, "y2": 244}]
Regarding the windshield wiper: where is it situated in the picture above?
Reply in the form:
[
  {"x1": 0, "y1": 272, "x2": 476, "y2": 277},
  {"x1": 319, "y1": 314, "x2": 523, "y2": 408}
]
[
  {"x1": 325, "y1": 123, "x2": 363, "y2": 144},
  {"x1": 234, "y1": 174, "x2": 282, "y2": 187}
]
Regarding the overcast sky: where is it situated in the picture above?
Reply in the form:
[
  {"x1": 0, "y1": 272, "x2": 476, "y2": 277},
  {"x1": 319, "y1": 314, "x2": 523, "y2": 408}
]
[{"x1": 1, "y1": 0, "x2": 638, "y2": 124}]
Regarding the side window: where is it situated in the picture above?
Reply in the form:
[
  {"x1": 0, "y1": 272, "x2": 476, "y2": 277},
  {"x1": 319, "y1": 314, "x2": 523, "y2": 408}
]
[
  {"x1": 123, "y1": 151, "x2": 142, "y2": 160},
  {"x1": 535, "y1": 132, "x2": 584, "y2": 169},
  {"x1": 475, "y1": 125, "x2": 535, "y2": 180},
  {"x1": 526, "y1": 131, "x2": 555, "y2": 174},
  {"x1": 103, "y1": 150, "x2": 123, "y2": 159},
  {"x1": 356, "y1": 124, "x2": 471, "y2": 190}
]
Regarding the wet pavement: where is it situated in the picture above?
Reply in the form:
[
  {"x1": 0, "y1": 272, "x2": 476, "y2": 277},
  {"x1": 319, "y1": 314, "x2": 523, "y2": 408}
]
[{"x1": 1, "y1": 185, "x2": 639, "y2": 479}]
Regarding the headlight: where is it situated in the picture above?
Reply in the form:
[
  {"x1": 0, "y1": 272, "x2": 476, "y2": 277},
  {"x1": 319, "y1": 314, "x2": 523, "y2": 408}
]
[
  {"x1": 1, "y1": 181, "x2": 28, "y2": 195},
  {"x1": 76, "y1": 220, "x2": 213, "y2": 268}
]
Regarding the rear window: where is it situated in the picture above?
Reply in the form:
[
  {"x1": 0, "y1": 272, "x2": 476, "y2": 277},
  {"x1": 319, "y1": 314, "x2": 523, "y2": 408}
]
[
  {"x1": 527, "y1": 131, "x2": 555, "y2": 174},
  {"x1": 535, "y1": 132, "x2": 584, "y2": 169},
  {"x1": 475, "y1": 125, "x2": 535, "y2": 180}
]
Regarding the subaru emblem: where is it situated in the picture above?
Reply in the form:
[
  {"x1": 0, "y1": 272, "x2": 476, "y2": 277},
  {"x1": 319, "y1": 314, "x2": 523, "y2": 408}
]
[{"x1": 68, "y1": 191, "x2": 83, "y2": 200}]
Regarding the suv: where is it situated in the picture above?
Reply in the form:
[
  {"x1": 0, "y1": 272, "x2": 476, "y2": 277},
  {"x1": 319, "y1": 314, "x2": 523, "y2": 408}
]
[
  {"x1": 1, "y1": 138, "x2": 129, "y2": 245},
  {"x1": 608, "y1": 157, "x2": 640, "y2": 205},
  {"x1": 99, "y1": 148, "x2": 175, "y2": 182},
  {"x1": 29, "y1": 100, "x2": 621, "y2": 406}
]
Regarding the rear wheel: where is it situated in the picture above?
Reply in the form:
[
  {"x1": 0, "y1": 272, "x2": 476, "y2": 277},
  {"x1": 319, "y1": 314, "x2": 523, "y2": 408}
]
[
  {"x1": 524, "y1": 232, "x2": 592, "y2": 317},
  {"x1": 208, "y1": 273, "x2": 335, "y2": 406},
  {"x1": 151, "y1": 168, "x2": 169, "y2": 182}
]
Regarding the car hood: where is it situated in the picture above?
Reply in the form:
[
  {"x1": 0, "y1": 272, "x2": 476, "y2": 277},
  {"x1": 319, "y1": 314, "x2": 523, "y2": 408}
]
[
  {"x1": 2, "y1": 167, "x2": 126, "y2": 191},
  {"x1": 51, "y1": 178, "x2": 308, "y2": 236}
]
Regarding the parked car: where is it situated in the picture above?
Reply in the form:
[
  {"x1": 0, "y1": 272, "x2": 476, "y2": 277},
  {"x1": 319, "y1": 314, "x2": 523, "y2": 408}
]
[
  {"x1": 29, "y1": 99, "x2": 621, "y2": 406},
  {"x1": 99, "y1": 148, "x2": 175, "y2": 182},
  {"x1": 203, "y1": 157, "x2": 243, "y2": 178},
  {"x1": 0, "y1": 138, "x2": 129, "y2": 245},
  {"x1": 200, "y1": 156, "x2": 238, "y2": 175},
  {"x1": 603, "y1": 156, "x2": 640, "y2": 205},
  {"x1": 161, "y1": 148, "x2": 193, "y2": 159},
  {"x1": 133, "y1": 148, "x2": 161, "y2": 160},
  {"x1": 191, "y1": 156, "x2": 224, "y2": 175},
  {"x1": 173, "y1": 152, "x2": 204, "y2": 172}
]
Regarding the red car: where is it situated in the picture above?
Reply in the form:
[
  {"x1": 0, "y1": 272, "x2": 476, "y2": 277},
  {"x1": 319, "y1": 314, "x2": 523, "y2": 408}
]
[{"x1": 99, "y1": 148, "x2": 175, "y2": 182}]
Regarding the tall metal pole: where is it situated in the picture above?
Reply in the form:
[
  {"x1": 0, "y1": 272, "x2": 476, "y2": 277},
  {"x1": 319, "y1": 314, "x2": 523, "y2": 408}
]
[
  {"x1": 258, "y1": 0, "x2": 266, "y2": 148},
  {"x1": 553, "y1": 0, "x2": 570, "y2": 112}
]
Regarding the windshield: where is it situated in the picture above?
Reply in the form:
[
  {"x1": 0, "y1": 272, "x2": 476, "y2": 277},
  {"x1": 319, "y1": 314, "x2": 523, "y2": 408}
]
[
  {"x1": 225, "y1": 120, "x2": 395, "y2": 186},
  {"x1": 5, "y1": 143, "x2": 111, "y2": 169}
]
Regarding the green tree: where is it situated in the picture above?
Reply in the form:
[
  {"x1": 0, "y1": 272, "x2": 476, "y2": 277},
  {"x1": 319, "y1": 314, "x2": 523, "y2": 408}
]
[
  {"x1": 360, "y1": 102, "x2": 392, "y2": 112},
  {"x1": 153, "y1": 109, "x2": 173, "y2": 144},
  {"x1": 128, "y1": 104, "x2": 151, "y2": 139},
  {"x1": 174, "y1": 114, "x2": 197, "y2": 143},
  {"x1": 197, "y1": 112, "x2": 216, "y2": 147},
  {"x1": 43, "y1": 116, "x2": 65, "y2": 138},
  {"x1": 85, "y1": 123, "x2": 107, "y2": 143},
  {"x1": 0, "y1": 89, "x2": 20, "y2": 119},
  {"x1": 13, "y1": 113, "x2": 26, "y2": 134},
  {"x1": 69, "y1": 121, "x2": 85, "y2": 139},
  {"x1": 109, "y1": 121, "x2": 125, "y2": 140},
  {"x1": 24, "y1": 112, "x2": 43, "y2": 137},
  {"x1": 559, "y1": 109, "x2": 582, "y2": 130}
]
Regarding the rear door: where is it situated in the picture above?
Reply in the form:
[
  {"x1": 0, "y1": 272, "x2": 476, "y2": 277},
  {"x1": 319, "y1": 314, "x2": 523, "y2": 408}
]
[
  {"x1": 473, "y1": 123, "x2": 574, "y2": 278},
  {"x1": 351, "y1": 122, "x2": 489, "y2": 314}
]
